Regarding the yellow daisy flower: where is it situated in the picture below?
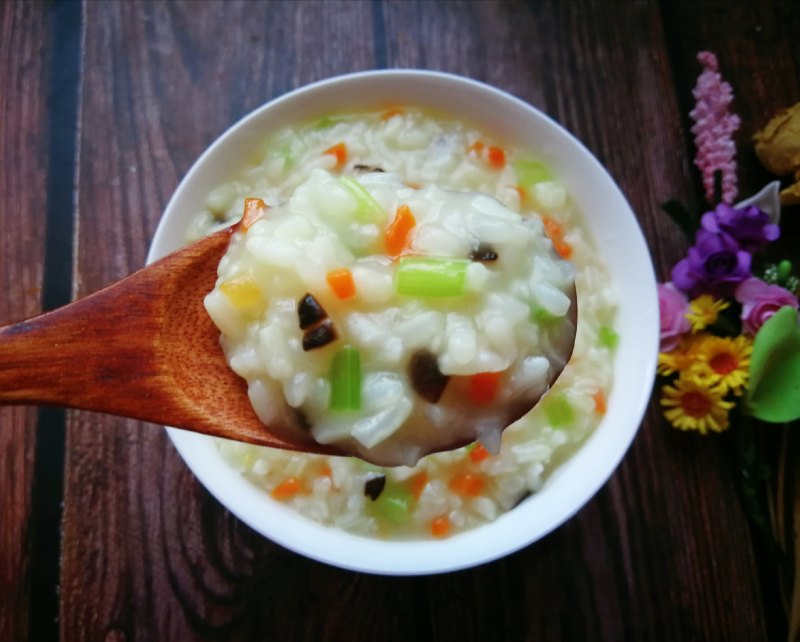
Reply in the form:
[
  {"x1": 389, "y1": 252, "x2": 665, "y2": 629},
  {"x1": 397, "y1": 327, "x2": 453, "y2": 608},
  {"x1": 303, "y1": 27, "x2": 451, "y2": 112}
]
[
  {"x1": 658, "y1": 333, "x2": 708, "y2": 376},
  {"x1": 661, "y1": 373, "x2": 734, "y2": 434},
  {"x1": 694, "y1": 335, "x2": 752, "y2": 395},
  {"x1": 685, "y1": 294, "x2": 730, "y2": 331}
]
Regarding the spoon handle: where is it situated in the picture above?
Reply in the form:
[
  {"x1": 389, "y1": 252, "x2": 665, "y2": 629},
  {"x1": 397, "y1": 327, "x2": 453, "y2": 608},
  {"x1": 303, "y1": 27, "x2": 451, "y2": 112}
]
[
  {"x1": 0, "y1": 232, "x2": 227, "y2": 426},
  {"x1": 0, "y1": 265, "x2": 168, "y2": 412},
  {"x1": 0, "y1": 229, "x2": 342, "y2": 456}
]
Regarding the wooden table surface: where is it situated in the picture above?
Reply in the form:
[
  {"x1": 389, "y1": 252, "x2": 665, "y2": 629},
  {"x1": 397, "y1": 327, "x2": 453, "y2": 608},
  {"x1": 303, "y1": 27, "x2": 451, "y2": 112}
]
[{"x1": 1, "y1": 1, "x2": 798, "y2": 640}]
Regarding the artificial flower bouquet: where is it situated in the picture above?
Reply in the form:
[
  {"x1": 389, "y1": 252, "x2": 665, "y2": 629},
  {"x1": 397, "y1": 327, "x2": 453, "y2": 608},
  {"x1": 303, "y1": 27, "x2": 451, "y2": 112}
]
[
  {"x1": 658, "y1": 53, "x2": 799, "y2": 433},
  {"x1": 658, "y1": 203, "x2": 798, "y2": 433},
  {"x1": 657, "y1": 52, "x2": 799, "y2": 640}
]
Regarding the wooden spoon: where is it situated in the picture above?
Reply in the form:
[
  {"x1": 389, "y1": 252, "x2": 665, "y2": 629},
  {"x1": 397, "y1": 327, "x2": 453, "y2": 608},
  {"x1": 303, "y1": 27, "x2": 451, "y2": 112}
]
[
  {"x1": 0, "y1": 225, "x2": 576, "y2": 463},
  {"x1": 0, "y1": 227, "x2": 344, "y2": 457}
]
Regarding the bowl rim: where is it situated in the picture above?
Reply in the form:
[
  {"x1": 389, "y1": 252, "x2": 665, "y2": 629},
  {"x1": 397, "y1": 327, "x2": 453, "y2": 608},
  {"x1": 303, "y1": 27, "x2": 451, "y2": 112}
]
[{"x1": 149, "y1": 68, "x2": 659, "y2": 575}]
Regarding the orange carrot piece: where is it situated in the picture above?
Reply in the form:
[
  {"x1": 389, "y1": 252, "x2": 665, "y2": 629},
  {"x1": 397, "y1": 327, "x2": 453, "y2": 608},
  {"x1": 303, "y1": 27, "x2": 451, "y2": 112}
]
[
  {"x1": 381, "y1": 107, "x2": 404, "y2": 120},
  {"x1": 319, "y1": 463, "x2": 333, "y2": 478},
  {"x1": 385, "y1": 204, "x2": 417, "y2": 256},
  {"x1": 540, "y1": 215, "x2": 572, "y2": 258},
  {"x1": 240, "y1": 197, "x2": 268, "y2": 231},
  {"x1": 593, "y1": 390, "x2": 607, "y2": 415},
  {"x1": 326, "y1": 268, "x2": 356, "y2": 300},
  {"x1": 553, "y1": 238, "x2": 573, "y2": 259},
  {"x1": 487, "y1": 146, "x2": 506, "y2": 169},
  {"x1": 410, "y1": 471, "x2": 428, "y2": 500},
  {"x1": 431, "y1": 516, "x2": 451, "y2": 538},
  {"x1": 469, "y1": 371, "x2": 503, "y2": 405},
  {"x1": 448, "y1": 473, "x2": 485, "y2": 497},
  {"x1": 271, "y1": 477, "x2": 302, "y2": 500},
  {"x1": 468, "y1": 141, "x2": 485, "y2": 155},
  {"x1": 324, "y1": 142, "x2": 348, "y2": 171},
  {"x1": 541, "y1": 215, "x2": 563, "y2": 240},
  {"x1": 469, "y1": 443, "x2": 491, "y2": 463}
]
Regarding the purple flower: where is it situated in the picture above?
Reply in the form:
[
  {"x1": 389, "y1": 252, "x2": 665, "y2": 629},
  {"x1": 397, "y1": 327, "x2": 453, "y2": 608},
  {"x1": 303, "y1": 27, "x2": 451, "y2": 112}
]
[
  {"x1": 701, "y1": 203, "x2": 779, "y2": 252},
  {"x1": 735, "y1": 277, "x2": 799, "y2": 335},
  {"x1": 690, "y1": 52, "x2": 741, "y2": 204},
  {"x1": 672, "y1": 229, "x2": 751, "y2": 297},
  {"x1": 658, "y1": 282, "x2": 691, "y2": 351}
]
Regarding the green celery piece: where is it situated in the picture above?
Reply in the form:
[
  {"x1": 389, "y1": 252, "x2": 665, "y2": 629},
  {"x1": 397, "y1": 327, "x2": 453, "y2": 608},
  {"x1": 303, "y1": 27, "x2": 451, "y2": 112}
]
[
  {"x1": 330, "y1": 346, "x2": 362, "y2": 411},
  {"x1": 545, "y1": 394, "x2": 574, "y2": 427},
  {"x1": 530, "y1": 305, "x2": 556, "y2": 324},
  {"x1": 374, "y1": 484, "x2": 414, "y2": 524},
  {"x1": 395, "y1": 257, "x2": 469, "y2": 297},
  {"x1": 598, "y1": 325, "x2": 619, "y2": 349},
  {"x1": 745, "y1": 306, "x2": 800, "y2": 422},
  {"x1": 513, "y1": 159, "x2": 553, "y2": 187},
  {"x1": 312, "y1": 116, "x2": 343, "y2": 130},
  {"x1": 278, "y1": 143, "x2": 293, "y2": 169},
  {"x1": 339, "y1": 176, "x2": 385, "y2": 222}
]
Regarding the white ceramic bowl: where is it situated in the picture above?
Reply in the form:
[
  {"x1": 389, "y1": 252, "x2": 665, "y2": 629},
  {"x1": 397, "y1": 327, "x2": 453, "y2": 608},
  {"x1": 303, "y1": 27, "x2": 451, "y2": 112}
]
[{"x1": 148, "y1": 70, "x2": 658, "y2": 575}]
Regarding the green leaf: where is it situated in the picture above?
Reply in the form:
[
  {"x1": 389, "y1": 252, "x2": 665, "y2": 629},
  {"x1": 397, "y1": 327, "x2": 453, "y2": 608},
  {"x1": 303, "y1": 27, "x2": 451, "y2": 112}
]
[
  {"x1": 745, "y1": 306, "x2": 800, "y2": 422},
  {"x1": 712, "y1": 169, "x2": 723, "y2": 206},
  {"x1": 733, "y1": 417, "x2": 789, "y2": 566},
  {"x1": 660, "y1": 199, "x2": 698, "y2": 242}
]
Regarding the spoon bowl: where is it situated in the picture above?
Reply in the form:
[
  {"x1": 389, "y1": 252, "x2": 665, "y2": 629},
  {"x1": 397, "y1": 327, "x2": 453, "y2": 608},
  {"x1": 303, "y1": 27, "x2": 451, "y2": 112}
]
[{"x1": 0, "y1": 214, "x2": 574, "y2": 464}]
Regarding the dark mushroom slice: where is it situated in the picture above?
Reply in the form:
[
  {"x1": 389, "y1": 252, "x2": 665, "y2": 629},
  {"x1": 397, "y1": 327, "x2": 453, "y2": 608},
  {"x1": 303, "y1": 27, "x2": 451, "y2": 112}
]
[
  {"x1": 302, "y1": 319, "x2": 337, "y2": 351},
  {"x1": 469, "y1": 242, "x2": 498, "y2": 262},
  {"x1": 353, "y1": 164, "x2": 385, "y2": 173},
  {"x1": 364, "y1": 474, "x2": 387, "y2": 500},
  {"x1": 409, "y1": 349, "x2": 450, "y2": 403},
  {"x1": 297, "y1": 293, "x2": 328, "y2": 330}
]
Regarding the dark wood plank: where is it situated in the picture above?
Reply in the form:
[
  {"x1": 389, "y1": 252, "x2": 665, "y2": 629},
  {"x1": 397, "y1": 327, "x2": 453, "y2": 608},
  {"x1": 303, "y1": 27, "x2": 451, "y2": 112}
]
[
  {"x1": 61, "y1": 2, "x2": 409, "y2": 641},
  {"x1": 385, "y1": 2, "x2": 768, "y2": 639},
  {"x1": 659, "y1": 2, "x2": 800, "y2": 639},
  {"x1": 0, "y1": 3, "x2": 51, "y2": 641},
  {"x1": 55, "y1": 0, "x2": 792, "y2": 640}
]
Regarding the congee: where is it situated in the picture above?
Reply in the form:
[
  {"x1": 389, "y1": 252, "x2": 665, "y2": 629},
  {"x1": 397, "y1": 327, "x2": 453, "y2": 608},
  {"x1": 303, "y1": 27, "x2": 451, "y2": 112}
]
[{"x1": 192, "y1": 108, "x2": 618, "y2": 539}]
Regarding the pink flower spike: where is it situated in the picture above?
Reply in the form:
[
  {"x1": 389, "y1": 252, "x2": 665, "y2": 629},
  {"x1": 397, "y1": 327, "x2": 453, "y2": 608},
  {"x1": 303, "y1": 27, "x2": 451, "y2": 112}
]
[
  {"x1": 689, "y1": 52, "x2": 741, "y2": 205},
  {"x1": 658, "y1": 282, "x2": 691, "y2": 351}
]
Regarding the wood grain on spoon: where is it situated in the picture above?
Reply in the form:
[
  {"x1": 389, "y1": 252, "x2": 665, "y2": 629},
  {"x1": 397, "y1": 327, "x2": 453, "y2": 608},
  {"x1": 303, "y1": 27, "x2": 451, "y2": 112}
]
[{"x1": 0, "y1": 227, "x2": 342, "y2": 456}]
